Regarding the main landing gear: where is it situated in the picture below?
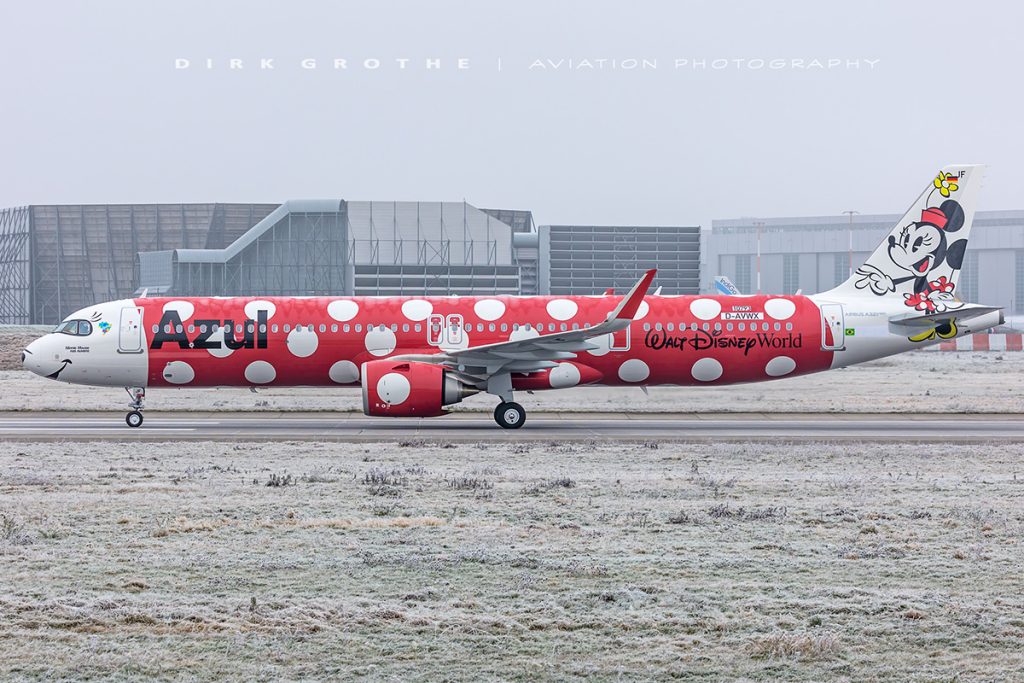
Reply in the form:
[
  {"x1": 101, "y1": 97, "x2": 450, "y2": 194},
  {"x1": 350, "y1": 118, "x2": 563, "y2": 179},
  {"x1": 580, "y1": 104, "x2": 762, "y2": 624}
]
[
  {"x1": 494, "y1": 401, "x2": 526, "y2": 430},
  {"x1": 486, "y1": 374, "x2": 526, "y2": 430},
  {"x1": 125, "y1": 387, "x2": 145, "y2": 428}
]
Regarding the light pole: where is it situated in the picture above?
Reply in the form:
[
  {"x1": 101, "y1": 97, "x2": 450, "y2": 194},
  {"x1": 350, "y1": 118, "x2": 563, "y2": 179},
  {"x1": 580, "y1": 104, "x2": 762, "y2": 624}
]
[
  {"x1": 754, "y1": 220, "x2": 764, "y2": 294},
  {"x1": 842, "y1": 210, "x2": 859, "y2": 278}
]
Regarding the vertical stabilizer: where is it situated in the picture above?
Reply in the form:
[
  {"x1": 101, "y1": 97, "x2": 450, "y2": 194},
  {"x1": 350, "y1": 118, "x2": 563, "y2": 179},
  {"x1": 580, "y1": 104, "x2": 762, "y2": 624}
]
[{"x1": 829, "y1": 165, "x2": 984, "y2": 311}]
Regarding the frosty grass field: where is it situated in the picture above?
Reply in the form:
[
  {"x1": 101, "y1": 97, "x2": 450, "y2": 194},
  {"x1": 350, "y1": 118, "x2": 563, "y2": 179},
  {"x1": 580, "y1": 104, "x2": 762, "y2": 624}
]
[{"x1": 1, "y1": 332, "x2": 1022, "y2": 680}]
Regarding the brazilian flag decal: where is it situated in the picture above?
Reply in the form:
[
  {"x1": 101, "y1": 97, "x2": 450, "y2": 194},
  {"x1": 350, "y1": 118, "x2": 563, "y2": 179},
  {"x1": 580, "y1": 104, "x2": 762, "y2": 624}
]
[{"x1": 844, "y1": 328, "x2": 855, "y2": 336}]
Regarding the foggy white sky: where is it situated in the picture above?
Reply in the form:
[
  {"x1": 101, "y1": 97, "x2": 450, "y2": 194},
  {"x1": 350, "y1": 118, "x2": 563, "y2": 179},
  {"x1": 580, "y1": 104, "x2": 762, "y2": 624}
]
[{"x1": 1, "y1": 0, "x2": 1021, "y2": 230}]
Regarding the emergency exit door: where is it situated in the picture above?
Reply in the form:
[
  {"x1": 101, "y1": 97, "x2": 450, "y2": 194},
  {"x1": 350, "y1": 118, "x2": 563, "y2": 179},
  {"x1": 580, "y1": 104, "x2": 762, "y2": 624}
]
[{"x1": 820, "y1": 303, "x2": 845, "y2": 351}]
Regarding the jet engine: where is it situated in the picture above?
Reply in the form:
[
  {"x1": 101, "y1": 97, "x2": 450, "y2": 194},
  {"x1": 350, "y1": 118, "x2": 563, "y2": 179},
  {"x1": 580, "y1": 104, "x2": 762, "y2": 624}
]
[{"x1": 361, "y1": 360, "x2": 478, "y2": 417}]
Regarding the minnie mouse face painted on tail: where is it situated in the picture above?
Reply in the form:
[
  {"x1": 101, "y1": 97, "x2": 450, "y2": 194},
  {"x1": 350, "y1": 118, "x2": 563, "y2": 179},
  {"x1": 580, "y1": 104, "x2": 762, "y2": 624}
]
[
  {"x1": 886, "y1": 200, "x2": 968, "y2": 295},
  {"x1": 841, "y1": 167, "x2": 982, "y2": 310}
]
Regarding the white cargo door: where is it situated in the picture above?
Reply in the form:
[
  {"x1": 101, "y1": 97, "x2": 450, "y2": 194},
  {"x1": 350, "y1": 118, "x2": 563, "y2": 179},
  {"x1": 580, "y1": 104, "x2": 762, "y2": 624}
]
[
  {"x1": 820, "y1": 303, "x2": 845, "y2": 351},
  {"x1": 119, "y1": 306, "x2": 143, "y2": 353}
]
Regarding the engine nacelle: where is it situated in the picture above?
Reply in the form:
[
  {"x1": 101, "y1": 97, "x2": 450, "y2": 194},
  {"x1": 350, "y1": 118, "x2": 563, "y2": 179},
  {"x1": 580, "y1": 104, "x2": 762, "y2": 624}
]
[{"x1": 361, "y1": 360, "x2": 477, "y2": 417}]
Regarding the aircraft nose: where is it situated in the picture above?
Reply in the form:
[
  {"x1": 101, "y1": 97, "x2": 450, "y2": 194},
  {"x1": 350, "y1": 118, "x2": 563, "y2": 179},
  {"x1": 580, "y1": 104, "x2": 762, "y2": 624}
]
[{"x1": 22, "y1": 339, "x2": 46, "y2": 377}]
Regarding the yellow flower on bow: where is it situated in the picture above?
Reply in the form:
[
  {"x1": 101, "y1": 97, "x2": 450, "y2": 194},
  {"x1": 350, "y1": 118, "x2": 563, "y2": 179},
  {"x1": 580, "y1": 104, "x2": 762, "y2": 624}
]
[{"x1": 933, "y1": 172, "x2": 959, "y2": 197}]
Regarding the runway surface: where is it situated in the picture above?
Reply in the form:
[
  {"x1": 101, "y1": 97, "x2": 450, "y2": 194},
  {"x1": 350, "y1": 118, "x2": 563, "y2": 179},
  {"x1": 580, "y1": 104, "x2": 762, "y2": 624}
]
[{"x1": 0, "y1": 411, "x2": 1021, "y2": 442}]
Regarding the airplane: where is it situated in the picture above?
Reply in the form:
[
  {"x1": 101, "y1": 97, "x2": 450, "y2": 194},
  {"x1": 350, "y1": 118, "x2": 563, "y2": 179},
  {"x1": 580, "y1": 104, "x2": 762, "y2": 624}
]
[
  {"x1": 713, "y1": 275, "x2": 742, "y2": 296},
  {"x1": 22, "y1": 165, "x2": 1003, "y2": 429}
]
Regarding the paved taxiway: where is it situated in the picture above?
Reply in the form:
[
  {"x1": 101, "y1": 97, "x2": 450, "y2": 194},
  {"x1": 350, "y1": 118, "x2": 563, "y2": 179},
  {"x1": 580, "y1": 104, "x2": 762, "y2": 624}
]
[{"x1": 0, "y1": 411, "x2": 1020, "y2": 442}]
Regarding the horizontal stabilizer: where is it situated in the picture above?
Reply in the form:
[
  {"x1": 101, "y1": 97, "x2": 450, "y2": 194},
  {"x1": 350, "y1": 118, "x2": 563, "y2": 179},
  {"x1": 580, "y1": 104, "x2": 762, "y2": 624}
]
[{"x1": 889, "y1": 304, "x2": 1003, "y2": 329}]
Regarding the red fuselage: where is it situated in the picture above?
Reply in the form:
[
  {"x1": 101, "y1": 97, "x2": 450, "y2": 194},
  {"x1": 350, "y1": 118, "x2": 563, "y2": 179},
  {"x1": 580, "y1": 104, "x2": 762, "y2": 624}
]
[{"x1": 140, "y1": 294, "x2": 832, "y2": 389}]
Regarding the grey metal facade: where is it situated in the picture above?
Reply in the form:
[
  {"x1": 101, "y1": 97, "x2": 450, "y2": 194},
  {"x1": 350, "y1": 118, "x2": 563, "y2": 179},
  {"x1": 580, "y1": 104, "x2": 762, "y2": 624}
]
[
  {"x1": 538, "y1": 224, "x2": 701, "y2": 295},
  {"x1": 1, "y1": 198, "x2": 704, "y2": 324},
  {"x1": 706, "y1": 210, "x2": 1024, "y2": 312},
  {"x1": 0, "y1": 203, "x2": 278, "y2": 324},
  {"x1": 140, "y1": 200, "x2": 529, "y2": 299}
]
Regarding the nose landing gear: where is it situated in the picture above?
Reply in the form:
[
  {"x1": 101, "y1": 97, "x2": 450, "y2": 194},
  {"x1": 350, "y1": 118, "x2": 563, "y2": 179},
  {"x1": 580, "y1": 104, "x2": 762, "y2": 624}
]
[{"x1": 125, "y1": 387, "x2": 145, "y2": 428}]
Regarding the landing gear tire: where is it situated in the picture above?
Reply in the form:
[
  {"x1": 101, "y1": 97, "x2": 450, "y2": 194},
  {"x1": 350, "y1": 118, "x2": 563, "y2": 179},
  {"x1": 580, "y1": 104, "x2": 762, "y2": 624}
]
[
  {"x1": 494, "y1": 402, "x2": 526, "y2": 430},
  {"x1": 126, "y1": 410, "x2": 144, "y2": 428}
]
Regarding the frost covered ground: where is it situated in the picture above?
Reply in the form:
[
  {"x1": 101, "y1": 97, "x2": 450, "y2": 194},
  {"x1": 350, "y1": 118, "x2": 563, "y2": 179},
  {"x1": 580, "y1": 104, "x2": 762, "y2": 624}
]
[
  {"x1": 1, "y1": 332, "x2": 1022, "y2": 413},
  {"x1": 2, "y1": 439, "x2": 1023, "y2": 681}
]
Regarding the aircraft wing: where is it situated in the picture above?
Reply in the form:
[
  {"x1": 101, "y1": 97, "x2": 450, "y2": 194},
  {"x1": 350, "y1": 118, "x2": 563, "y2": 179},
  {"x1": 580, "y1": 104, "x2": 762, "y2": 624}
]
[
  {"x1": 391, "y1": 269, "x2": 656, "y2": 390},
  {"x1": 888, "y1": 304, "x2": 1003, "y2": 329}
]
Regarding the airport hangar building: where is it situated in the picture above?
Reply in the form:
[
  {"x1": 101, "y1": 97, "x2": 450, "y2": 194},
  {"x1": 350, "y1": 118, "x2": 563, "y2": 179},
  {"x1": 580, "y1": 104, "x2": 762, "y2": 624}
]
[
  {"x1": 0, "y1": 201, "x2": 701, "y2": 325},
  {"x1": 706, "y1": 210, "x2": 1024, "y2": 313}
]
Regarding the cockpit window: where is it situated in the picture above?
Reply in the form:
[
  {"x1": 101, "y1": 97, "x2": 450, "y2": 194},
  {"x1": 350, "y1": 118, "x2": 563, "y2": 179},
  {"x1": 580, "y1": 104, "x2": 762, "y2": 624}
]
[{"x1": 54, "y1": 319, "x2": 92, "y2": 336}]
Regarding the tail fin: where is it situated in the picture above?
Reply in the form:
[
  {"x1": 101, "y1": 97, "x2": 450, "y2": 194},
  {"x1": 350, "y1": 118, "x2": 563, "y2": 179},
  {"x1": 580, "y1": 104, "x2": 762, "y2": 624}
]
[{"x1": 830, "y1": 165, "x2": 984, "y2": 309}]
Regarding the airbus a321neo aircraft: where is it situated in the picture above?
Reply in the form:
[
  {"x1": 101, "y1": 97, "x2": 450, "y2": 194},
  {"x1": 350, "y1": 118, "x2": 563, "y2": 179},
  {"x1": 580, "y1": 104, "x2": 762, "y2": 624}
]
[{"x1": 23, "y1": 165, "x2": 1002, "y2": 429}]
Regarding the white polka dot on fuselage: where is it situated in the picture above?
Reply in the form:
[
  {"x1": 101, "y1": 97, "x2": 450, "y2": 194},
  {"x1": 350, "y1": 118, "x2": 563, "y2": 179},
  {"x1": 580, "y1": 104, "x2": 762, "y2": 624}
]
[
  {"x1": 617, "y1": 358, "x2": 650, "y2": 383},
  {"x1": 474, "y1": 299, "x2": 506, "y2": 321},
  {"x1": 546, "y1": 299, "x2": 578, "y2": 321},
  {"x1": 205, "y1": 326, "x2": 233, "y2": 358},
  {"x1": 245, "y1": 360, "x2": 276, "y2": 384},
  {"x1": 244, "y1": 300, "x2": 276, "y2": 321},
  {"x1": 508, "y1": 326, "x2": 540, "y2": 342},
  {"x1": 329, "y1": 360, "x2": 359, "y2": 384},
  {"x1": 765, "y1": 298, "x2": 797, "y2": 320},
  {"x1": 286, "y1": 326, "x2": 319, "y2": 358},
  {"x1": 635, "y1": 301, "x2": 650, "y2": 320},
  {"x1": 401, "y1": 299, "x2": 432, "y2": 322},
  {"x1": 691, "y1": 357, "x2": 723, "y2": 382},
  {"x1": 162, "y1": 300, "x2": 194, "y2": 323},
  {"x1": 689, "y1": 298, "x2": 721, "y2": 321},
  {"x1": 162, "y1": 360, "x2": 194, "y2": 384},
  {"x1": 327, "y1": 300, "x2": 359, "y2": 322},
  {"x1": 765, "y1": 356, "x2": 796, "y2": 377},
  {"x1": 365, "y1": 326, "x2": 397, "y2": 357},
  {"x1": 586, "y1": 333, "x2": 612, "y2": 357}
]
